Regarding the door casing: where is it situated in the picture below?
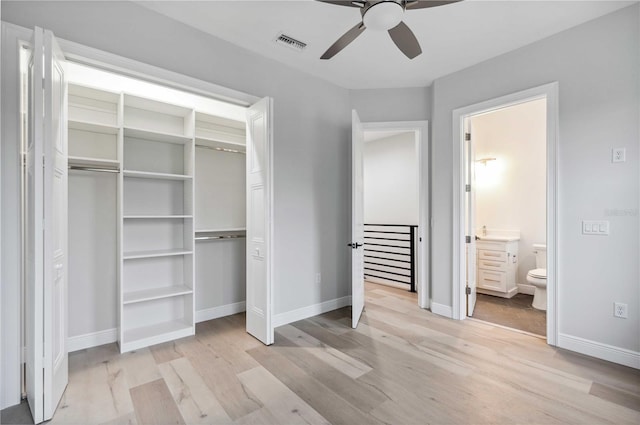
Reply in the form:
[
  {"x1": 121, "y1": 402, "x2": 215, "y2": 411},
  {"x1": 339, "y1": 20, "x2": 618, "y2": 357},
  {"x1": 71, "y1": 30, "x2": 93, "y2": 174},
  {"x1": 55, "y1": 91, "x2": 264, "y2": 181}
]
[
  {"x1": 360, "y1": 120, "x2": 430, "y2": 309},
  {"x1": 451, "y1": 82, "x2": 559, "y2": 346}
]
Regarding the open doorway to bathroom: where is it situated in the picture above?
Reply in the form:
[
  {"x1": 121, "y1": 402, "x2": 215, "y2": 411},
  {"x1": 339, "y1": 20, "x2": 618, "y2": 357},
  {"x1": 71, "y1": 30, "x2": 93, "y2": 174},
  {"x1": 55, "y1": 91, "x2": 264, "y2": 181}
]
[
  {"x1": 466, "y1": 98, "x2": 547, "y2": 336},
  {"x1": 453, "y1": 83, "x2": 558, "y2": 344}
]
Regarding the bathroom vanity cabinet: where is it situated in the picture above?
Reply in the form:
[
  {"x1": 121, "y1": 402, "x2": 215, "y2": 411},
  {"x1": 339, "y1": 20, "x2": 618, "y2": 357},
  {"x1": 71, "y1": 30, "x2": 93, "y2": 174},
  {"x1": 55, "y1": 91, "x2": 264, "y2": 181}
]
[{"x1": 476, "y1": 239, "x2": 519, "y2": 298}]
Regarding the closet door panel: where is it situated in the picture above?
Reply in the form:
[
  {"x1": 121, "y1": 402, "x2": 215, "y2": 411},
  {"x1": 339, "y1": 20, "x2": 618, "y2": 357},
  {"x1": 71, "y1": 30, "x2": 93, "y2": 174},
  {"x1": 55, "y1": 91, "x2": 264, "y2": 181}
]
[{"x1": 68, "y1": 172, "x2": 118, "y2": 338}]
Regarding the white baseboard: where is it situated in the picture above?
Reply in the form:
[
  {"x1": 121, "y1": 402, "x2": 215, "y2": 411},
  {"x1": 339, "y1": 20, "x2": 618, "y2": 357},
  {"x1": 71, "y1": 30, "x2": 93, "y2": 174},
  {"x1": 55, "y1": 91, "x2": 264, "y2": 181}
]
[
  {"x1": 273, "y1": 296, "x2": 352, "y2": 328},
  {"x1": 517, "y1": 283, "x2": 535, "y2": 295},
  {"x1": 196, "y1": 301, "x2": 246, "y2": 323},
  {"x1": 430, "y1": 301, "x2": 453, "y2": 318},
  {"x1": 68, "y1": 328, "x2": 118, "y2": 353},
  {"x1": 558, "y1": 333, "x2": 640, "y2": 369}
]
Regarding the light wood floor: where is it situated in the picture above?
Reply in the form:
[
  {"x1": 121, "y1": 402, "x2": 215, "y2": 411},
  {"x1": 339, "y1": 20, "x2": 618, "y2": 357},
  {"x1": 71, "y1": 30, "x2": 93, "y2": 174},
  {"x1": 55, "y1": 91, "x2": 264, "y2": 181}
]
[{"x1": 49, "y1": 282, "x2": 639, "y2": 425}]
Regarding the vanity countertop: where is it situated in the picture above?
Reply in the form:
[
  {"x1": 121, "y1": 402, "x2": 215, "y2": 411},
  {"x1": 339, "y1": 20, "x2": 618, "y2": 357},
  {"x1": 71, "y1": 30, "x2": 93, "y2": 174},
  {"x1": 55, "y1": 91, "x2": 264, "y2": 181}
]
[{"x1": 476, "y1": 235, "x2": 520, "y2": 242}]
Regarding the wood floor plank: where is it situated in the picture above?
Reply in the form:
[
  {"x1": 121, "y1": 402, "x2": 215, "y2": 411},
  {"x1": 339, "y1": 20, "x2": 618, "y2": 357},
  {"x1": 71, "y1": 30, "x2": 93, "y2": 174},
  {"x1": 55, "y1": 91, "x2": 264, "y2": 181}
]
[
  {"x1": 247, "y1": 344, "x2": 386, "y2": 425},
  {"x1": 590, "y1": 382, "x2": 640, "y2": 412},
  {"x1": 276, "y1": 324, "x2": 372, "y2": 379},
  {"x1": 175, "y1": 336, "x2": 262, "y2": 420},
  {"x1": 237, "y1": 366, "x2": 331, "y2": 425},
  {"x1": 233, "y1": 407, "x2": 281, "y2": 425},
  {"x1": 129, "y1": 379, "x2": 185, "y2": 425},
  {"x1": 159, "y1": 357, "x2": 232, "y2": 424},
  {"x1": 273, "y1": 337, "x2": 388, "y2": 413},
  {"x1": 150, "y1": 341, "x2": 184, "y2": 365}
]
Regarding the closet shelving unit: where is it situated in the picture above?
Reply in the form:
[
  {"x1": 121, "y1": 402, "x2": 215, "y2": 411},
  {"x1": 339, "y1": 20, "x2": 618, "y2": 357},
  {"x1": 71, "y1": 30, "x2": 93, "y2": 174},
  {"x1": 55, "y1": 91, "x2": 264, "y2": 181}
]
[
  {"x1": 67, "y1": 84, "x2": 121, "y2": 170},
  {"x1": 119, "y1": 94, "x2": 196, "y2": 352},
  {"x1": 195, "y1": 112, "x2": 246, "y2": 154}
]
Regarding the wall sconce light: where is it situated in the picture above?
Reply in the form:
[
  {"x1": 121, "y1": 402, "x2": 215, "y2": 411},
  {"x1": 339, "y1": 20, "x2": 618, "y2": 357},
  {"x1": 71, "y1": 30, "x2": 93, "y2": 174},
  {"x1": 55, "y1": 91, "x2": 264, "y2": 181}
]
[{"x1": 475, "y1": 157, "x2": 497, "y2": 166}]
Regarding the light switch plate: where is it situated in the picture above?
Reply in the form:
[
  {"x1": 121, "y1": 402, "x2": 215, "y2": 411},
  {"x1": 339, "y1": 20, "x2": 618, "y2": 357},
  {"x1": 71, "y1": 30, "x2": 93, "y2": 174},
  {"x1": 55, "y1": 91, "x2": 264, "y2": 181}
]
[
  {"x1": 612, "y1": 148, "x2": 626, "y2": 163},
  {"x1": 582, "y1": 220, "x2": 609, "y2": 235}
]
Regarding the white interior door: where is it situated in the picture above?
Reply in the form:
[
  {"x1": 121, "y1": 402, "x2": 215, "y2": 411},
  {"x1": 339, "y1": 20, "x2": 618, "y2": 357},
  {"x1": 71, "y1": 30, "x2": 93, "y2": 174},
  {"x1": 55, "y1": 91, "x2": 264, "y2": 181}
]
[
  {"x1": 25, "y1": 27, "x2": 68, "y2": 424},
  {"x1": 245, "y1": 97, "x2": 274, "y2": 345},
  {"x1": 465, "y1": 119, "x2": 477, "y2": 316},
  {"x1": 351, "y1": 110, "x2": 365, "y2": 328}
]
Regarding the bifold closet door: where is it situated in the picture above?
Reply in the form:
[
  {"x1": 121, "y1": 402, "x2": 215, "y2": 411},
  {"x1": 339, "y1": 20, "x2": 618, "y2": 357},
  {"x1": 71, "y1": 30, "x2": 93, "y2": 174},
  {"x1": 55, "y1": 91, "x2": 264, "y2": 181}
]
[{"x1": 25, "y1": 27, "x2": 69, "y2": 424}]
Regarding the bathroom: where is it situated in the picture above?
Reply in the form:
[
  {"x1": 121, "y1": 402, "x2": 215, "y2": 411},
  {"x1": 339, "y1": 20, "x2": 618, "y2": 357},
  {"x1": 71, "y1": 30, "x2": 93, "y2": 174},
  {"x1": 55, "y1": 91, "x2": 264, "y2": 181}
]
[{"x1": 469, "y1": 98, "x2": 547, "y2": 336}]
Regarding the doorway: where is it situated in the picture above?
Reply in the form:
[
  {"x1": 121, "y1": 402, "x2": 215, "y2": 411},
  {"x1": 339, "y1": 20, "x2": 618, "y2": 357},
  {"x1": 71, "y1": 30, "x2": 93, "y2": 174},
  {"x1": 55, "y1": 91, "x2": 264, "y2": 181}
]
[
  {"x1": 13, "y1": 26, "x2": 275, "y2": 423},
  {"x1": 350, "y1": 118, "x2": 430, "y2": 329},
  {"x1": 466, "y1": 98, "x2": 547, "y2": 336},
  {"x1": 452, "y1": 83, "x2": 559, "y2": 345}
]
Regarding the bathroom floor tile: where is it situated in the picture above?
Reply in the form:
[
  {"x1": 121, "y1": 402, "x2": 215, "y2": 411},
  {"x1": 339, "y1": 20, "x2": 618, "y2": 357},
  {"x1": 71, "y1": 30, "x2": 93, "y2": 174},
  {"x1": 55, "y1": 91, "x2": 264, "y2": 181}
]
[{"x1": 472, "y1": 293, "x2": 547, "y2": 336}]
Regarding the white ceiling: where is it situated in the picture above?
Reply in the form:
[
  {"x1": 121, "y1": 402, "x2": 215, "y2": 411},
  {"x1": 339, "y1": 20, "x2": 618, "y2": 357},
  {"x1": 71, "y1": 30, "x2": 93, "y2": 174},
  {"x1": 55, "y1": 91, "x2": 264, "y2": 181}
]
[{"x1": 139, "y1": 0, "x2": 634, "y2": 89}]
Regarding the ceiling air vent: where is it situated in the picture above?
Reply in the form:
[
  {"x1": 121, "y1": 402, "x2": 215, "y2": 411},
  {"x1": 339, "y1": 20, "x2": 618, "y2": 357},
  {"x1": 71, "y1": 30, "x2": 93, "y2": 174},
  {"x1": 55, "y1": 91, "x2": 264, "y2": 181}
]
[{"x1": 274, "y1": 33, "x2": 307, "y2": 52}]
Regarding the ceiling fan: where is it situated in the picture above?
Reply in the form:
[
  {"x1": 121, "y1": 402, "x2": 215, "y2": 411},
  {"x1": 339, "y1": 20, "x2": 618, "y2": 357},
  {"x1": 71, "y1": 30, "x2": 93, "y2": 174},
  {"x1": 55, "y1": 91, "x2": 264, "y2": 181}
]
[{"x1": 317, "y1": 1, "x2": 461, "y2": 60}]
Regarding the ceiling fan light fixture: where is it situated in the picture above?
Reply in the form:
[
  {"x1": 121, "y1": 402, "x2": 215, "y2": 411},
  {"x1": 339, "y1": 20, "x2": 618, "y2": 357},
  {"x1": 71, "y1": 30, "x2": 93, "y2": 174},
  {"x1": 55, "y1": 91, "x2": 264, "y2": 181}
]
[{"x1": 362, "y1": 1, "x2": 404, "y2": 31}]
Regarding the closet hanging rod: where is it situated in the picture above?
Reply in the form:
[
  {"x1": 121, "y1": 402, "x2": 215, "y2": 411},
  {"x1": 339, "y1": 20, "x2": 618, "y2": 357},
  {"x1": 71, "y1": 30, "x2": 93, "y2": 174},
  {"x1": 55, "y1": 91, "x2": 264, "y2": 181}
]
[
  {"x1": 68, "y1": 166, "x2": 120, "y2": 174},
  {"x1": 195, "y1": 235, "x2": 246, "y2": 241},
  {"x1": 195, "y1": 144, "x2": 246, "y2": 155}
]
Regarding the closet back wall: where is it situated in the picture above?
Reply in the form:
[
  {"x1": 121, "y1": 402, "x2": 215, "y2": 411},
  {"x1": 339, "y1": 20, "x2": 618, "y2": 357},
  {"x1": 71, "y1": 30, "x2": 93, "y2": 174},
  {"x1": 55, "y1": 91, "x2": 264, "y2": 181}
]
[{"x1": 68, "y1": 171, "x2": 117, "y2": 344}]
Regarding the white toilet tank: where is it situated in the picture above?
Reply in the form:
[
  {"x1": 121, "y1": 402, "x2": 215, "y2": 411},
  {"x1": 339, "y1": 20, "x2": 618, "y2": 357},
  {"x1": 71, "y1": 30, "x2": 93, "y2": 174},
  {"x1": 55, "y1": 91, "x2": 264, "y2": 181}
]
[{"x1": 533, "y1": 243, "x2": 547, "y2": 268}]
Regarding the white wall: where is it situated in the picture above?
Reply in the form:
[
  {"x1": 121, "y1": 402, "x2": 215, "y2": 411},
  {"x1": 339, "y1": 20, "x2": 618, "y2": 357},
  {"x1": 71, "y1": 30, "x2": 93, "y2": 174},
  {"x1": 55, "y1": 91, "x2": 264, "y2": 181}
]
[
  {"x1": 350, "y1": 86, "x2": 431, "y2": 123},
  {"x1": 364, "y1": 132, "x2": 418, "y2": 225},
  {"x1": 472, "y1": 99, "x2": 546, "y2": 285},
  {"x1": 1, "y1": 0, "x2": 351, "y2": 408},
  {"x1": 431, "y1": 5, "x2": 639, "y2": 356}
]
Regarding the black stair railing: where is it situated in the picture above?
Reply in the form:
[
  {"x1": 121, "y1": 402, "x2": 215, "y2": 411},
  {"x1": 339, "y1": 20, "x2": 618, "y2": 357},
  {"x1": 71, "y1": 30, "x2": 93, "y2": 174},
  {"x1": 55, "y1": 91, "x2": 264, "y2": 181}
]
[{"x1": 363, "y1": 224, "x2": 417, "y2": 292}]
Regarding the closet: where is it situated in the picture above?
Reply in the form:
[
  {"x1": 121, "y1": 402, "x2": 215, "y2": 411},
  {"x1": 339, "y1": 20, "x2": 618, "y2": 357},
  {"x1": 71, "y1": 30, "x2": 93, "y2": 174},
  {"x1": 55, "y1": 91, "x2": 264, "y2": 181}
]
[{"x1": 65, "y1": 62, "x2": 247, "y2": 353}]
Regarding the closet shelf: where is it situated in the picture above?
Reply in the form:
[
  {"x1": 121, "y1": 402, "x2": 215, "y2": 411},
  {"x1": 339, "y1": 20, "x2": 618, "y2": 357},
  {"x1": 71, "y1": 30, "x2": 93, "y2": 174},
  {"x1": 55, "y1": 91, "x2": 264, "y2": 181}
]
[
  {"x1": 123, "y1": 248, "x2": 193, "y2": 260},
  {"x1": 123, "y1": 285, "x2": 192, "y2": 305},
  {"x1": 69, "y1": 119, "x2": 119, "y2": 135},
  {"x1": 124, "y1": 127, "x2": 192, "y2": 145},
  {"x1": 196, "y1": 228, "x2": 246, "y2": 234},
  {"x1": 121, "y1": 320, "x2": 193, "y2": 352},
  {"x1": 123, "y1": 170, "x2": 193, "y2": 180},
  {"x1": 195, "y1": 137, "x2": 246, "y2": 153},
  {"x1": 124, "y1": 215, "x2": 193, "y2": 219},
  {"x1": 68, "y1": 156, "x2": 120, "y2": 169}
]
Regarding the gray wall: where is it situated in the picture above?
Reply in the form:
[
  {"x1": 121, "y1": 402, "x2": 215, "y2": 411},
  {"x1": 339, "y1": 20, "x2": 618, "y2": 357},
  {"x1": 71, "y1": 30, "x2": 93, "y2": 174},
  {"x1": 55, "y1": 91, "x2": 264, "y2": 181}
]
[
  {"x1": 431, "y1": 5, "x2": 639, "y2": 351},
  {"x1": 350, "y1": 86, "x2": 432, "y2": 123},
  {"x1": 1, "y1": 0, "x2": 350, "y2": 347}
]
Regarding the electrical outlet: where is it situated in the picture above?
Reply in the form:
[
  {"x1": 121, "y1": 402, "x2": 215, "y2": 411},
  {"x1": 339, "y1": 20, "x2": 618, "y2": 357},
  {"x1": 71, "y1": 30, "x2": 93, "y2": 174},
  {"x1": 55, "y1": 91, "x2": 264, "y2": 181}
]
[
  {"x1": 612, "y1": 148, "x2": 626, "y2": 163},
  {"x1": 315, "y1": 273, "x2": 321, "y2": 284},
  {"x1": 614, "y1": 302, "x2": 628, "y2": 319}
]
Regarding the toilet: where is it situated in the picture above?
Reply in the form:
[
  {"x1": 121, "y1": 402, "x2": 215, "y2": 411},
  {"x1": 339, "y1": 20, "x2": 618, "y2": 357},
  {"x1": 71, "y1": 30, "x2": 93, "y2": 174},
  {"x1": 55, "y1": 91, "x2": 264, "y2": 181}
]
[{"x1": 526, "y1": 244, "x2": 547, "y2": 310}]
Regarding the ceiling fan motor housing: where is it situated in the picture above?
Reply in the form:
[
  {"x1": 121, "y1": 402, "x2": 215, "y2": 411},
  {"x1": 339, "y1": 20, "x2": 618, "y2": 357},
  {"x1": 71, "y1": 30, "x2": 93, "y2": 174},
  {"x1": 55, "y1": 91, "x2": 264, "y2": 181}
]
[{"x1": 362, "y1": 0, "x2": 405, "y2": 31}]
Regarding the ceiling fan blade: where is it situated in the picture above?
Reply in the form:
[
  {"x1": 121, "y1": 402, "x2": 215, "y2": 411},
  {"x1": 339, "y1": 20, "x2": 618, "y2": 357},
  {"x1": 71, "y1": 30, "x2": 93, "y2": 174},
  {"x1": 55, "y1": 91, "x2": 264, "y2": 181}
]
[
  {"x1": 388, "y1": 21, "x2": 422, "y2": 59},
  {"x1": 321, "y1": 22, "x2": 366, "y2": 59},
  {"x1": 315, "y1": 1, "x2": 365, "y2": 7},
  {"x1": 405, "y1": 0, "x2": 462, "y2": 10}
]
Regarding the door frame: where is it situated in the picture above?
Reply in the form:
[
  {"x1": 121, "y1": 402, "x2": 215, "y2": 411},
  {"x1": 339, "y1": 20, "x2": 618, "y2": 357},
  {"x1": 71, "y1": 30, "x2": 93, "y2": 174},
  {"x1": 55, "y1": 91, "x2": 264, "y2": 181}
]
[
  {"x1": 1, "y1": 22, "x2": 275, "y2": 409},
  {"x1": 360, "y1": 120, "x2": 430, "y2": 309},
  {"x1": 451, "y1": 83, "x2": 559, "y2": 345}
]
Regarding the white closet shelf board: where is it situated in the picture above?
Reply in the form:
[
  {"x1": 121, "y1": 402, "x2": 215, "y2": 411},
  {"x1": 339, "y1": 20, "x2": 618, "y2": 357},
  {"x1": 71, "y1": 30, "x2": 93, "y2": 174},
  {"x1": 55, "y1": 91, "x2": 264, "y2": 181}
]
[
  {"x1": 123, "y1": 248, "x2": 193, "y2": 260},
  {"x1": 124, "y1": 93, "x2": 193, "y2": 117},
  {"x1": 69, "y1": 83, "x2": 121, "y2": 103},
  {"x1": 123, "y1": 285, "x2": 193, "y2": 305},
  {"x1": 195, "y1": 228, "x2": 246, "y2": 233},
  {"x1": 195, "y1": 137, "x2": 246, "y2": 152},
  {"x1": 68, "y1": 156, "x2": 120, "y2": 169},
  {"x1": 121, "y1": 320, "x2": 193, "y2": 352},
  {"x1": 123, "y1": 170, "x2": 193, "y2": 180},
  {"x1": 68, "y1": 119, "x2": 119, "y2": 135},
  {"x1": 124, "y1": 127, "x2": 193, "y2": 145},
  {"x1": 124, "y1": 215, "x2": 193, "y2": 219}
]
